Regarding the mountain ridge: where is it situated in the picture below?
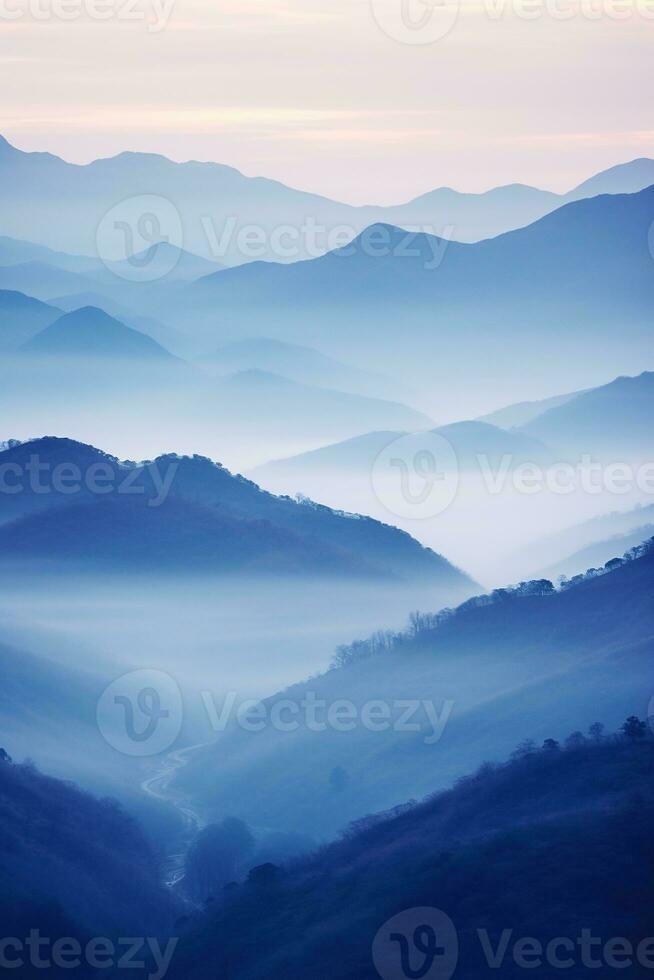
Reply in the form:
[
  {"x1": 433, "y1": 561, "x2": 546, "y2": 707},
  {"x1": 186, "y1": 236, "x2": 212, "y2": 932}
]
[
  {"x1": 0, "y1": 436, "x2": 475, "y2": 588},
  {"x1": 20, "y1": 305, "x2": 177, "y2": 360},
  {"x1": 1, "y1": 133, "x2": 653, "y2": 261}
]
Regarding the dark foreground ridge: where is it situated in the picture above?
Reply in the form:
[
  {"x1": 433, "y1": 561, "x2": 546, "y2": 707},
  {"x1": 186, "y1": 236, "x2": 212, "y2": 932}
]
[{"x1": 168, "y1": 730, "x2": 654, "y2": 979}]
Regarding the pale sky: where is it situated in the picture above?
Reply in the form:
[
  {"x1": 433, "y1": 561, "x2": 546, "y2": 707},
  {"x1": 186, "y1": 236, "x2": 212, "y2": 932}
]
[{"x1": 1, "y1": 0, "x2": 653, "y2": 203}]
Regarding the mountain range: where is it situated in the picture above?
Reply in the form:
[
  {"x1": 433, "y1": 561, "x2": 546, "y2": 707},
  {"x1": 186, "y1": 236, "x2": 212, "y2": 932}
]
[
  {"x1": 248, "y1": 369, "x2": 654, "y2": 586},
  {"x1": 1, "y1": 135, "x2": 653, "y2": 263},
  {"x1": 0, "y1": 169, "x2": 652, "y2": 423},
  {"x1": 0, "y1": 301, "x2": 434, "y2": 466},
  {"x1": 197, "y1": 337, "x2": 404, "y2": 402},
  {"x1": 252, "y1": 420, "x2": 554, "y2": 492},
  {"x1": 253, "y1": 370, "x2": 654, "y2": 503},
  {"x1": 179, "y1": 186, "x2": 654, "y2": 416},
  {"x1": 0, "y1": 232, "x2": 221, "y2": 300}
]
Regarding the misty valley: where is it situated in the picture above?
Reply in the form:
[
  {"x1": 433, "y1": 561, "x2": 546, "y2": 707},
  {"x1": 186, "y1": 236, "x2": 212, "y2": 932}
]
[{"x1": 0, "y1": 123, "x2": 653, "y2": 980}]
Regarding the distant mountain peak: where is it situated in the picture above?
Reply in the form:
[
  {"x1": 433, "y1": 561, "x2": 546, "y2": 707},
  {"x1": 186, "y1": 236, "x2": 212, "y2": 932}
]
[
  {"x1": 336, "y1": 221, "x2": 445, "y2": 261},
  {"x1": 20, "y1": 305, "x2": 175, "y2": 360}
]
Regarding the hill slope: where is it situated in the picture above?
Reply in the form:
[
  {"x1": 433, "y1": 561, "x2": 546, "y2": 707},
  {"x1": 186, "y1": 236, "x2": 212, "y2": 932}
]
[
  {"x1": 177, "y1": 541, "x2": 654, "y2": 835},
  {"x1": 477, "y1": 387, "x2": 585, "y2": 428},
  {"x1": 520, "y1": 371, "x2": 654, "y2": 454},
  {"x1": 252, "y1": 420, "x2": 553, "y2": 491},
  {"x1": 183, "y1": 188, "x2": 654, "y2": 414},
  {"x1": 21, "y1": 306, "x2": 177, "y2": 360},
  {"x1": 515, "y1": 502, "x2": 654, "y2": 576},
  {"x1": 168, "y1": 736, "x2": 654, "y2": 980},
  {"x1": 0, "y1": 289, "x2": 61, "y2": 350},
  {"x1": 539, "y1": 524, "x2": 654, "y2": 581},
  {"x1": 198, "y1": 337, "x2": 397, "y2": 401},
  {"x1": 0, "y1": 437, "x2": 474, "y2": 588},
  {"x1": 0, "y1": 758, "x2": 175, "y2": 947}
]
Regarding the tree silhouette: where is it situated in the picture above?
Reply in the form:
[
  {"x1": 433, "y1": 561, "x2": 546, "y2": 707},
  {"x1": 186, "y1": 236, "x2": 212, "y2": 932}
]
[
  {"x1": 565, "y1": 731, "x2": 586, "y2": 750},
  {"x1": 185, "y1": 818, "x2": 255, "y2": 902},
  {"x1": 622, "y1": 716, "x2": 647, "y2": 741},
  {"x1": 588, "y1": 722, "x2": 605, "y2": 742},
  {"x1": 511, "y1": 739, "x2": 537, "y2": 760}
]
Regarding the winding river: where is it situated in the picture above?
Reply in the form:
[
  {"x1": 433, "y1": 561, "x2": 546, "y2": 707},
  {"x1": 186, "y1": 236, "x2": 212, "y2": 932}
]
[{"x1": 141, "y1": 743, "x2": 208, "y2": 891}]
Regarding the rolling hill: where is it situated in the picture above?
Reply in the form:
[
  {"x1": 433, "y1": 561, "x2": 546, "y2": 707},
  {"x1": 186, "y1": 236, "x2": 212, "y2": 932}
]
[
  {"x1": 252, "y1": 420, "x2": 554, "y2": 493},
  {"x1": 104, "y1": 240, "x2": 224, "y2": 282},
  {"x1": 519, "y1": 371, "x2": 654, "y2": 455},
  {"x1": 0, "y1": 233, "x2": 102, "y2": 273},
  {"x1": 0, "y1": 240, "x2": 224, "y2": 306},
  {"x1": 177, "y1": 539, "x2": 654, "y2": 836},
  {"x1": 166, "y1": 735, "x2": 654, "y2": 980},
  {"x1": 198, "y1": 337, "x2": 399, "y2": 401},
  {"x1": 190, "y1": 187, "x2": 654, "y2": 331},
  {"x1": 20, "y1": 306, "x2": 178, "y2": 360},
  {"x1": 0, "y1": 259, "x2": 99, "y2": 301},
  {"x1": 181, "y1": 187, "x2": 654, "y2": 416},
  {"x1": 0, "y1": 328, "x2": 437, "y2": 469},
  {"x1": 477, "y1": 387, "x2": 585, "y2": 429},
  {"x1": 0, "y1": 289, "x2": 61, "y2": 350},
  {"x1": 0, "y1": 758, "x2": 176, "y2": 946},
  {"x1": 216, "y1": 369, "x2": 431, "y2": 441},
  {"x1": 47, "y1": 291, "x2": 186, "y2": 352},
  {"x1": 0, "y1": 437, "x2": 475, "y2": 588}
]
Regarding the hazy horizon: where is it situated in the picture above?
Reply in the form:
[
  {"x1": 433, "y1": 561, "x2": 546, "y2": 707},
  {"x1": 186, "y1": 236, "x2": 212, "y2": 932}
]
[
  {"x1": 4, "y1": 129, "x2": 654, "y2": 208},
  {"x1": 3, "y1": 0, "x2": 653, "y2": 204}
]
